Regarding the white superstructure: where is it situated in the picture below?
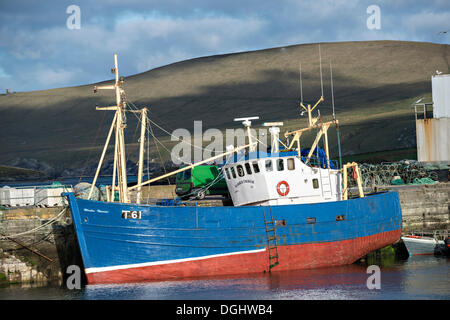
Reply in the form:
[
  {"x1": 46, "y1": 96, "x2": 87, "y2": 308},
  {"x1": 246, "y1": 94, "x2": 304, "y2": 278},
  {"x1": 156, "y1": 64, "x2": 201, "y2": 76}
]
[{"x1": 223, "y1": 152, "x2": 342, "y2": 206}]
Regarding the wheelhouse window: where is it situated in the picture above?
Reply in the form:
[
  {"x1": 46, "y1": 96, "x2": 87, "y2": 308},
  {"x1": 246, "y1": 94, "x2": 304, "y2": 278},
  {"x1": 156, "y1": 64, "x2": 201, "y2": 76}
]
[
  {"x1": 287, "y1": 158, "x2": 295, "y2": 170},
  {"x1": 237, "y1": 165, "x2": 245, "y2": 177},
  {"x1": 313, "y1": 178, "x2": 319, "y2": 189},
  {"x1": 224, "y1": 168, "x2": 231, "y2": 179},
  {"x1": 244, "y1": 163, "x2": 252, "y2": 175},
  {"x1": 265, "y1": 160, "x2": 273, "y2": 172},
  {"x1": 252, "y1": 162, "x2": 260, "y2": 173},
  {"x1": 230, "y1": 167, "x2": 237, "y2": 179},
  {"x1": 277, "y1": 159, "x2": 284, "y2": 171}
]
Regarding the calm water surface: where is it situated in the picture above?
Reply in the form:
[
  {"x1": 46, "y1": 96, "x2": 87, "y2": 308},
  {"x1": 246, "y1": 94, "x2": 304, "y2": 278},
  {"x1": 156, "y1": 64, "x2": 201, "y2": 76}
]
[{"x1": 0, "y1": 255, "x2": 448, "y2": 300}]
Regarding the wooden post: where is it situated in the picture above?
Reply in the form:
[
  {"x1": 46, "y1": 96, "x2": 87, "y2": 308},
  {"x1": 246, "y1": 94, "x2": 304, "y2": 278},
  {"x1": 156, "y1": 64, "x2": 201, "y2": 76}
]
[
  {"x1": 342, "y1": 162, "x2": 364, "y2": 200},
  {"x1": 93, "y1": 54, "x2": 129, "y2": 203},
  {"x1": 343, "y1": 163, "x2": 348, "y2": 200},
  {"x1": 322, "y1": 125, "x2": 330, "y2": 168},
  {"x1": 305, "y1": 128, "x2": 324, "y2": 165},
  {"x1": 307, "y1": 104, "x2": 312, "y2": 127},
  {"x1": 111, "y1": 120, "x2": 118, "y2": 202},
  {"x1": 356, "y1": 165, "x2": 364, "y2": 198},
  {"x1": 112, "y1": 53, "x2": 129, "y2": 203},
  {"x1": 105, "y1": 186, "x2": 111, "y2": 202},
  {"x1": 136, "y1": 108, "x2": 147, "y2": 204}
]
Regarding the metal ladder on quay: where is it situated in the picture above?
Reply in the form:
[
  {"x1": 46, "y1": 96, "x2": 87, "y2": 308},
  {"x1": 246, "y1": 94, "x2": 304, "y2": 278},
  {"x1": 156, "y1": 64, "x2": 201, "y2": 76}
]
[{"x1": 262, "y1": 206, "x2": 279, "y2": 271}]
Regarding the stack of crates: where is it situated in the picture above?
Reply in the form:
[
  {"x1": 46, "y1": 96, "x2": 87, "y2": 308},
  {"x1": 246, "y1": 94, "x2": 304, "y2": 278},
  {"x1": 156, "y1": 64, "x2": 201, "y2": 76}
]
[
  {"x1": 0, "y1": 186, "x2": 35, "y2": 207},
  {"x1": 35, "y1": 182, "x2": 72, "y2": 207},
  {"x1": 35, "y1": 186, "x2": 71, "y2": 207}
]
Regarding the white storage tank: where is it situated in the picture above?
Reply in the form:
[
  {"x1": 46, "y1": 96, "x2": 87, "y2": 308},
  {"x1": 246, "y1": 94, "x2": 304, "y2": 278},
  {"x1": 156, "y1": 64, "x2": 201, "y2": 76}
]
[
  {"x1": 432, "y1": 74, "x2": 450, "y2": 119},
  {"x1": 0, "y1": 186, "x2": 35, "y2": 206}
]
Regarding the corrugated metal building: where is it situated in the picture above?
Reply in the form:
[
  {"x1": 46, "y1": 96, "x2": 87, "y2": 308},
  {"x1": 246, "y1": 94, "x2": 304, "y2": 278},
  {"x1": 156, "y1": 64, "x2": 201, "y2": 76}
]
[
  {"x1": 431, "y1": 74, "x2": 450, "y2": 118},
  {"x1": 415, "y1": 74, "x2": 450, "y2": 163}
]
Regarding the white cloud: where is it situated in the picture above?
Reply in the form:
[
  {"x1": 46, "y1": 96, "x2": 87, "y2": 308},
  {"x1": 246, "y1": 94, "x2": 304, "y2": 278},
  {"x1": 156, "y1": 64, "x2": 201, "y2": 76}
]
[{"x1": 0, "y1": 1, "x2": 448, "y2": 92}]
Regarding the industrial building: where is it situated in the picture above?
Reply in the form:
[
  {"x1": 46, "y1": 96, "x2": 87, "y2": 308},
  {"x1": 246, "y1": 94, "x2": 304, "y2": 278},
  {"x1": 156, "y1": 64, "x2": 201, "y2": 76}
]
[{"x1": 414, "y1": 73, "x2": 450, "y2": 163}]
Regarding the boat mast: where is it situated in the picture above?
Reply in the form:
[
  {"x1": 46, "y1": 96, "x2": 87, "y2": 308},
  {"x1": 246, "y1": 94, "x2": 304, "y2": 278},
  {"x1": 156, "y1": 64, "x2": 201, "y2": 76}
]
[
  {"x1": 92, "y1": 54, "x2": 130, "y2": 203},
  {"x1": 136, "y1": 107, "x2": 147, "y2": 204},
  {"x1": 234, "y1": 117, "x2": 259, "y2": 152},
  {"x1": 286, "y1": 45, "x2": 336, "y2": 167}
]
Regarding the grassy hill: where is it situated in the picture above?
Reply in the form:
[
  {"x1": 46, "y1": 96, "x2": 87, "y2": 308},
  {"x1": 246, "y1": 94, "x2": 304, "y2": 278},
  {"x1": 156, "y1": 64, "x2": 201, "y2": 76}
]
[
  {"x1": 0, "y1": 165, "x2": 47, "y2": 181},
  {"x1": 0, "y1": 40, "x2": 448, "y2": 170}
]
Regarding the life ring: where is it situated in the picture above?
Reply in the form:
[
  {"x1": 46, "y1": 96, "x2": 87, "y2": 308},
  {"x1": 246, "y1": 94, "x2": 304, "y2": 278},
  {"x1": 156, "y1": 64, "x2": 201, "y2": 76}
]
[{"x1": 276, "y1": 181, "x2": 290, "y2": 196}]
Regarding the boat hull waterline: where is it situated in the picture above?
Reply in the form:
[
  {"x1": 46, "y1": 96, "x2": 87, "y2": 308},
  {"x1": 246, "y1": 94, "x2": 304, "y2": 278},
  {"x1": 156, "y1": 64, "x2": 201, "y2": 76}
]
[{"x1": 64, "y1": 191, "x2": 402, "y2": 284}]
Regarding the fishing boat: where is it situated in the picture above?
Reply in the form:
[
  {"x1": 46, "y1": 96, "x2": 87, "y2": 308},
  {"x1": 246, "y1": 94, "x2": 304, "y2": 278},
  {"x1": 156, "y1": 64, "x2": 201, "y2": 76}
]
[
  {"x1": 401, "y1": 230, "x2": 448, "y2": 256},
  {"x1": 63, "y1": 54, "x2": 403, "y2": 284}
]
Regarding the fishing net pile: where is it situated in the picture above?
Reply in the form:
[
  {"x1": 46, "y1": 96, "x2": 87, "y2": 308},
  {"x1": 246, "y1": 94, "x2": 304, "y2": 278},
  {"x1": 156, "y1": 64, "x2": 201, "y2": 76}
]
[
  {"x1": 357, "y1": 161, "x2": 448, "y2": 188},
  {"x1": 73, "y1": 182, "x2": 103, "y2": 201}
]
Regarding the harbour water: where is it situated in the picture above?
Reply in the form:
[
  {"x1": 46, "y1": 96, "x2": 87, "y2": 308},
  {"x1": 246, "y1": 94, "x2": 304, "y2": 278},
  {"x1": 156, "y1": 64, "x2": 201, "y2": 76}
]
[{"x1": 0, "y1": 255, "x2": 448, "y2": 300}]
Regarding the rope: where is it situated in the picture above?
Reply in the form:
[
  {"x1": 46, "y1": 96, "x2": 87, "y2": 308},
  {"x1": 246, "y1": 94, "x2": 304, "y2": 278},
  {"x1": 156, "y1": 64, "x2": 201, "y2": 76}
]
[
  {"x1": 78, "y1": 110, "x2": 107, "y2": 184},
  {"x1": 148, "y1": 119, "x2": 171, "y2": 184},
  {"x1": 127, "y1": 100, "x2": 223, "y2": 154},
  {"x1": 126, "y1": 101, "x2": 191, "y2": 165},
  {"x1": 0, "y1": 207, "x2": 68, "y2": 240}
]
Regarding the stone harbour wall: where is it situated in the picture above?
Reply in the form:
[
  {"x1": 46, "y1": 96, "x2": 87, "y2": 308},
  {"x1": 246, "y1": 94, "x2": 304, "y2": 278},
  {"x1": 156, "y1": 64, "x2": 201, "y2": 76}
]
[
  {"x1": 0, "y1": 207, "x2": 83, "y2": 286},
  {"x1": 384, "y1": 182, "x2": 449, "y2": 233}
]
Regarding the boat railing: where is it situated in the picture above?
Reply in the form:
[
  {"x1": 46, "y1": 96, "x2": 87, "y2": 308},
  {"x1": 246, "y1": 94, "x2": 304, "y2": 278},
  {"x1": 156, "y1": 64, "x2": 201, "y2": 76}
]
[
  {"x1": 300, "y1": 155, "x2": 338, "y2": 169},
  {"x1": 410, "y1": 229, "x2": 449, "y2": 240}
]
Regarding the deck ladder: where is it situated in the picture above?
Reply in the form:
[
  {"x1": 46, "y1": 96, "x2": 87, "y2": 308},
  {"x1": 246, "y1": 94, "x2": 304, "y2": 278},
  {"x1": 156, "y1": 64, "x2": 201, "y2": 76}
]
[
  {"x1": 262, "y1": 206, "x2": 279, "y2": 271},
  {"x1": 319, "y1": 167, "x2": 333, "y2": 199}
]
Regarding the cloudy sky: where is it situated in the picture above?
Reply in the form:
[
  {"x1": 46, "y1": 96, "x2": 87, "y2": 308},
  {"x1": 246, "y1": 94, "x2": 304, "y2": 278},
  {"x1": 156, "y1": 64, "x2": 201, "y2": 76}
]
[{"x1": 0, "y1": 0, "x2": 449, "y2": 92}]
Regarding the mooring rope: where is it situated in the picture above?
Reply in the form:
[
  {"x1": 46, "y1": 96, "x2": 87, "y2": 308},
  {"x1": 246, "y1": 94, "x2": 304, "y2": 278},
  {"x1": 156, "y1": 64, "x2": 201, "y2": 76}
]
[{"x1": 0, "y1": 207, "x2": 68, "y2": 240}]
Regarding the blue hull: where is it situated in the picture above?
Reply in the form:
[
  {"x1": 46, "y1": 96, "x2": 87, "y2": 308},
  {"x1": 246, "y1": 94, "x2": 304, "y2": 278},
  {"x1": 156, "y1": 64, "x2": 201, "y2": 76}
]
[{"x1": 64, "y1": 191, "x2": 402, "y2": 283}]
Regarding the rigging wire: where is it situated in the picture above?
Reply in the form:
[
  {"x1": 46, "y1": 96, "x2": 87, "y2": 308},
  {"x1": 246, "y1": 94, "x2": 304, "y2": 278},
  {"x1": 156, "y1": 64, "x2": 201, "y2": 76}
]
[
  {"x1": 148, "y1": 118, "x2": 171, "y2": 184},
  {"x1": 319, "y1": 44, "x2": 324, "y2": 98},
  {"x1": 330, "y1": 60, "x2": 336, "y2": 120},
  {"x1": 78, "y1": 109, "x2": 108, "y2": 184},
  {"x1": 330, "y1": 59, "x2": 343, "y2": 170},
  {"x1": 299, "y1": 62, "x2": 303, "y2": 103},
  {"x1": 128, "y1": 101, "x2": 217, "y2": 153}
]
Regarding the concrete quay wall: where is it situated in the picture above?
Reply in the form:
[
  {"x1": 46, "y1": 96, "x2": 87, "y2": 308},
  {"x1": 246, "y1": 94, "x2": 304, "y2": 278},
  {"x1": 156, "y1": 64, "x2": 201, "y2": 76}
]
[{"x1": 383, "y1": 182, "x2": 449, "y2": 233}]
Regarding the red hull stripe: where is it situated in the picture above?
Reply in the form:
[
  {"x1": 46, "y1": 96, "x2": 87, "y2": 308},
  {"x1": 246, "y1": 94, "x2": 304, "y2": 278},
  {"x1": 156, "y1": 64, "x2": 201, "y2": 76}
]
[{"x1": 86, "y1": 229, "x2": 401, "y2": 284}]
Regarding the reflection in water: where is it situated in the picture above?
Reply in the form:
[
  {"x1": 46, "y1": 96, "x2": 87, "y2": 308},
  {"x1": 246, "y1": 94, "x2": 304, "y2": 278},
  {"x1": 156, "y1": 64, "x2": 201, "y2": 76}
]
[{"x1": 0, "y1": 256, "x2": 448, "y2": 300}]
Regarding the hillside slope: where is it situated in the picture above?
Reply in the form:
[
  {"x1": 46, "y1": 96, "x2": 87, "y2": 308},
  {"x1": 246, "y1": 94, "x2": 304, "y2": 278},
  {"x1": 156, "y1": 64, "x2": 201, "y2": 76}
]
[{"x1": 0, "y1": 40, "x2": 448, "y2": 169}]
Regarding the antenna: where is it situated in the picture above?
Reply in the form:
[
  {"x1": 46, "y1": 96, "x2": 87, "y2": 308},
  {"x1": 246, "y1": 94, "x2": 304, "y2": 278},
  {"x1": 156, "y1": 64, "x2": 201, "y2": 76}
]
[
  {"x1": 299, "y1": 62, "x2": 303, "y2": 103},
  {"x1": 319, "y1": 44, "x2": 324, "y2": 98},
  {"x1": 234, "y1": 116, "x2": 259, "y2": 152},
  {"x1": 330, "y1": 60, "x2": 336, "y2": 119},
  {"x1": 263, "y1": 122, "x2": 284, "y2": 153}
]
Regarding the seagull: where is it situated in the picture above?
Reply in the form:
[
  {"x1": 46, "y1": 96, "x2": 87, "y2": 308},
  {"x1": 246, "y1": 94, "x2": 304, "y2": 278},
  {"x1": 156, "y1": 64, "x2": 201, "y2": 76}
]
[{"x1": 436, "y1": 70, "x2": 443, "y2": 75}]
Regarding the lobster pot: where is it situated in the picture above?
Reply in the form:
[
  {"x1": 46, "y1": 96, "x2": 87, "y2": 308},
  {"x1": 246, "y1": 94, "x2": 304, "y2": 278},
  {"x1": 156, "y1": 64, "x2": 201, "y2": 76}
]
[
  {"x1": 35, "y1": 187, "x2": 72, "y2": 207},
  {"x1": 0, "y1": 186, "x2": 35, "y2": 206}
]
